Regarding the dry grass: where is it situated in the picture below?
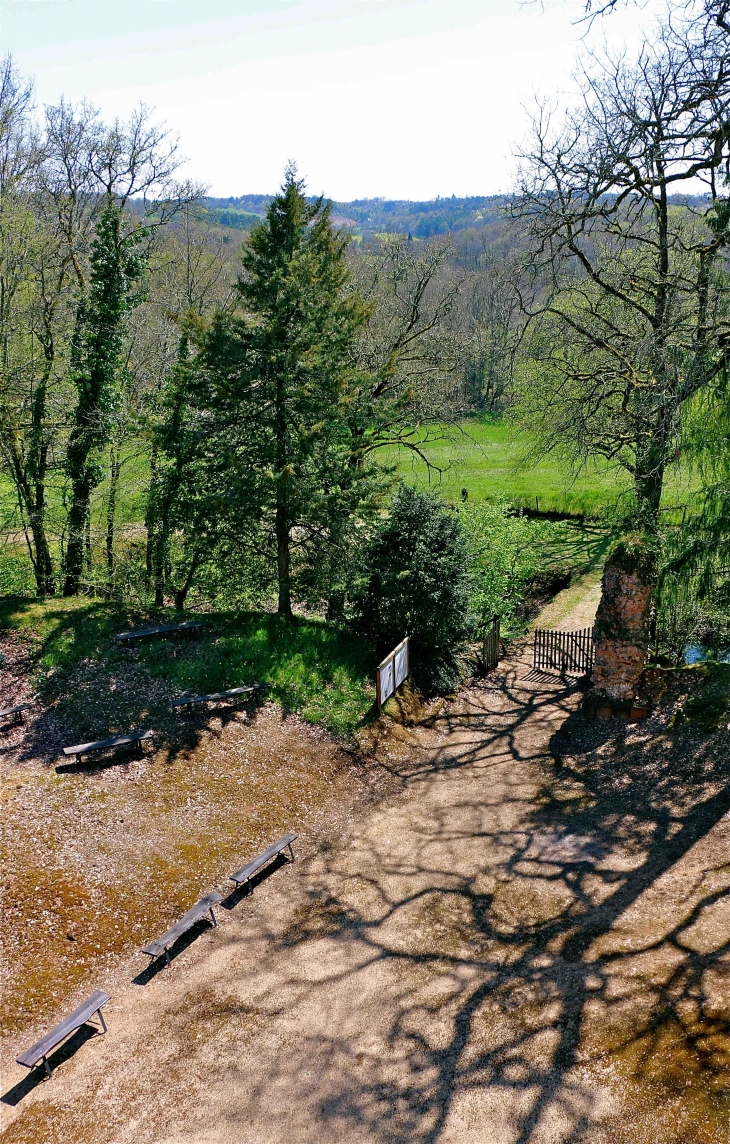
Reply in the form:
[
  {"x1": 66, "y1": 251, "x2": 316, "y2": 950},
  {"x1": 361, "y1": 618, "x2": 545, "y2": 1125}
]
[{"x1": 0, "y1": 697, "x2": 375, "y2": 1041}]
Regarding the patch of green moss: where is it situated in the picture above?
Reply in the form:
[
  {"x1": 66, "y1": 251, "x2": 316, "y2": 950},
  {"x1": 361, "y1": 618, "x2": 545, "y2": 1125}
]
[{"x1": 605, "y1": 533, "x2": 659, "y2": 581}]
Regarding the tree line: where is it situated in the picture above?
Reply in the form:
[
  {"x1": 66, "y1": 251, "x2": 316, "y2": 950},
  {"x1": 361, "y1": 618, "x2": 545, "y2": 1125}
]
[{"x1": 1, "y1": 0, "x2": 729, "y2": 696}]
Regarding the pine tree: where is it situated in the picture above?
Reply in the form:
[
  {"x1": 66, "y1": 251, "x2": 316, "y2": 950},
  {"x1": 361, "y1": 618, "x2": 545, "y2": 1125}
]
[{"x1": 198, "y1": 166, "x2": 380, "y2": 615}]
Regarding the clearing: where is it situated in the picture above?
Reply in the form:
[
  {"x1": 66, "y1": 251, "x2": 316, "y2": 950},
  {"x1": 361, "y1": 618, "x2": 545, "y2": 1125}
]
[{"x1": 1, "y1": 578, "x2": 728, "y2": 1143}]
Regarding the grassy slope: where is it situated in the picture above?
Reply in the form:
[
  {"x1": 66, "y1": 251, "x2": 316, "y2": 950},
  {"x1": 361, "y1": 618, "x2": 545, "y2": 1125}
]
[{"x1": 0, "y1": 598, "x2": 376, "y2": 739}]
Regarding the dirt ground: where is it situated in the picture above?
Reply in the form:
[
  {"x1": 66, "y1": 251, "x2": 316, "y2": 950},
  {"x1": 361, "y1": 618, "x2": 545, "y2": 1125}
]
[{"x1": 1, "y1": 584, "x2": 729, "y2": 1144}]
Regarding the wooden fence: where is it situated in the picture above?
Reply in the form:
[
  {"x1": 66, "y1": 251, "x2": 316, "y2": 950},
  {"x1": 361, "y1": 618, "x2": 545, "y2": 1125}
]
[
  {"x1": 376, "y1": 636, "x2": 410, "y2": 713},
  {"x1": 533, "y1": 627, "x2": 594, "y2": 676},
  {"x1": 482, "y1": 615, "x2": 501, "y2": 671}
]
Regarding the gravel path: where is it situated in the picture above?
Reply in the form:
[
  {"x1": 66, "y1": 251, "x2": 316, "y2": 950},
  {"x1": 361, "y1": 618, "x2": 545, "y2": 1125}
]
[{"x1": 2, "y1": 585, "x2": 728, "y2": 1144}]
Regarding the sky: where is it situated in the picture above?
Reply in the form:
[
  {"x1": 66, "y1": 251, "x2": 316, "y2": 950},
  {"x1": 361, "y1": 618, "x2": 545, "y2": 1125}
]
[{"x1": 5, "y1": 0, "x2": 665, "y2": 201}]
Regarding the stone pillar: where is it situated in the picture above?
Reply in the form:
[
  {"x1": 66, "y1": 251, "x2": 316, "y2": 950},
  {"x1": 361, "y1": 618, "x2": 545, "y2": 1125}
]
[{"x1": 590, "y1": 536, "x2": 657, "y2": 704}]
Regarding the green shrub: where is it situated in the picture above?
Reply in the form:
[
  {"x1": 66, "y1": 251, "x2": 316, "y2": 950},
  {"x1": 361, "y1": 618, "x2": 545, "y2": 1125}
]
[
  {"x1": 460, "y1": 500, "x2": 553, "y2": 637},
  {"x1": 351, "y1": 485, "x2": 471, "y2": 692}
]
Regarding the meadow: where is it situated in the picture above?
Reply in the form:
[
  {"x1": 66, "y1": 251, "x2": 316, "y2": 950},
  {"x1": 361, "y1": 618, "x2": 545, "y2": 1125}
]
[
  {"x1": 1, "y1": 417, "x2": 635, "y2": 602},
  {"x1": 389, "y1": 417, "x2": 668, "y2": 516}
]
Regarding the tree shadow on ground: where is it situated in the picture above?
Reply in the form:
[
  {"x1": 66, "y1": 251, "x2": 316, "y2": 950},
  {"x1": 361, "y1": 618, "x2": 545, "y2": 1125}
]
[{"x1": 223, "y1": 665, "x2": 729, "y2": 1144}]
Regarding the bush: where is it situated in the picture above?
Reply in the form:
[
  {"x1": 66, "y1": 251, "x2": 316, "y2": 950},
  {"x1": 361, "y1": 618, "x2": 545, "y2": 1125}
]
[
  {"x1": 351, "y1": 485, "x2": 471, "y2": 692},
  {"x1": 459, "y1": 500, "x2": 553, "y2": 637}
]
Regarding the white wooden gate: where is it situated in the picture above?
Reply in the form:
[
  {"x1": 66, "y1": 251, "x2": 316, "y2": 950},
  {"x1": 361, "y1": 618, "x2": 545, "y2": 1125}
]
[{"x1": 376, "y1": 636, "x2": 410, "y2": 712}]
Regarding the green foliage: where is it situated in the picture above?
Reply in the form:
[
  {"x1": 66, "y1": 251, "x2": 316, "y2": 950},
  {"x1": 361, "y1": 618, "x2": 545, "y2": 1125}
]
[
  {"x1": 460, "y1": 501, "x2": 554, "y2": 637},
  {"x1": 192, "y1": 165, "x2": 387, "y2": 614},
  {"x1": 352, "y1": 484, "x2": 471, "y2": 692},
  {"x1": 654, "y1": 384, "x2": 730, "y2": 663},
  {"x1": 0, "y1": 596, "x2": 375, "y2": 738},
  {"x1": 670, "y1": 664, "x2": 730, "y2": 731},
  {"x1": 0, "y1": 554, "x2": 36, "y2": 596}
]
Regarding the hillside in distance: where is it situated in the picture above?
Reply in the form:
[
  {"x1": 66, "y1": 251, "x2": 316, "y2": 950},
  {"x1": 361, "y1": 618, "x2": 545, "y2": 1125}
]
[
  {"x1": 199, "y1": 192, "x2": 712, "y2": 245},
  {"x1": 200, "y1": 194, "x2": 510, "y2": 241}
]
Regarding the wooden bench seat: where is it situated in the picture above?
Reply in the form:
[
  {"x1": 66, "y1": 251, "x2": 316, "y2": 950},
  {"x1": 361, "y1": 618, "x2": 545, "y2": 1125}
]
[
  {"x1": 230, "y1": 833, "x2": 297, "y2": 890},
  {"x1": 142, "y1": 892, "x2": 223, "y2": 965},
  {"x1": 171, "y1": 683, "x2": 267, "y2": 714},
  {"x1": 113, "y1": 621, "x2": 205, "y2": 644},
  {"x1": 62, "y1": 730, "x2": 154, "y2": 765},
  {"x1": 0, "y1": 702, "x2": 31, "y2": 726},
  {"x1": 16, "y1": 990, "x2": 110, "y2": 1078}
]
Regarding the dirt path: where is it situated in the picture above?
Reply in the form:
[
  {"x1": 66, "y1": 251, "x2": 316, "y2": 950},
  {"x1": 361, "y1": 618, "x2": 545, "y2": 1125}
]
[{"x1": 2, "y1": 584, "x2": 729, "y2": 1144}]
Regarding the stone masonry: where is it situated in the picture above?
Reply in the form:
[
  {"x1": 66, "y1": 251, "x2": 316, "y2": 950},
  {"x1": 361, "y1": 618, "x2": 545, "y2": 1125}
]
[{"x1": 591, "y1": 556, "x2": 654, "y2": 702}]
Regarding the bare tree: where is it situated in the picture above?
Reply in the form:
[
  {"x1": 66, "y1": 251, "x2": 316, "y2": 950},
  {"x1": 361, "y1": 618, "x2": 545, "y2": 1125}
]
[
  {"x1": 347, "y1": 235, "x2": 463, "y2": 469},
  {"x1": 0, "y1": 57, "x2": 58, "y2": 594},
  {"x1": 512, "y1": 17, "x2": 730, "y2": 698}
]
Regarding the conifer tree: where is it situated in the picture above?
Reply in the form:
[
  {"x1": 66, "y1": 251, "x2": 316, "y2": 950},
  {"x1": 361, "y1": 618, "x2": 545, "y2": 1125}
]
[{"x1": 199, "y1": 166, "x2": 381, "y2": 615}]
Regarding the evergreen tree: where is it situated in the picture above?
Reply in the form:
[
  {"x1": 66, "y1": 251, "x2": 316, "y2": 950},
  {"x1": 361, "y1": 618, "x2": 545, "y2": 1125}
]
[
  {"x1": 352, "y1": 484, "x2": 472, "y2": 691},
  {"x1": 198, "y1": 166, "x2": 381, "y2": 615}
]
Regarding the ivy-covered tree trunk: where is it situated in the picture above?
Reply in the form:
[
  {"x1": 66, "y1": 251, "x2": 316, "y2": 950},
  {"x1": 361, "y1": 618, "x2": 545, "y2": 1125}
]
[
  {"x1": 105, "y1": 443, "x2": 121, "y2": 586},
  {"x1": 274, "y1": 369, "x2": 292, "y2": 616},
  {"x1": 63, "y1": 203, "x2": 144, "y2": 596}
]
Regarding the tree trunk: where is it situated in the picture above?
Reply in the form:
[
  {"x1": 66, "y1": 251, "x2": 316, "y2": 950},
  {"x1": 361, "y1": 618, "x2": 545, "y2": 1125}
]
[
  {"x1": 276, "y1": 496, "x2": 292, "y2": 616},
  {"x1": 326, "y1": 588, "x2": 345, "y2": 623},
  {"x1": 27, "y1": 368, "x2": 54, "y2": 595},
  {"x1": 589, "y1": 536, "x2": 658, "y2": 706},
  {"x1": 174, "y1": 547, "x2": 202, "y2": 611},
  {"x1": 106, "y1": 445, "x2": 120, "y2": 587},
  {"x1": 275, "y1": 370, "x2": 292, "y2": 616},
  {"x1": 63, "y1": 479, "x2": 91, "y2": 596},
  {"x1": 145, "y1": 443, "x2": 158, "y2": 592},
  {"x1": 3, "y1": 424, "x2": 55, "y2": 596}
]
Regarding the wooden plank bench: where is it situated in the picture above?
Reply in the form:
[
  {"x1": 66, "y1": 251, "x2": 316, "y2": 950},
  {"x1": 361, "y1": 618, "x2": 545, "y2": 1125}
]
[
  {"x1": 171, "y1": 683, "x2": 268, "y2": 714},
  {"x1": 142, "y1": 892, "x2": 223, "y2": 966},
  {"x1": 0, "y1": 702, "x2": 31, "y2": 727},
  {"x1": 113, "y1": 621, "x2": 205, "y2": 645},
  {"x1": 62, "y1": 730, "x2": 154, "y2": 766},
  {"x1": 230, "y1": 833, "x2": 297, "y2": 891},
  {"x1": 15, "y1": 990, "x2": 110, "y2": 1079}
]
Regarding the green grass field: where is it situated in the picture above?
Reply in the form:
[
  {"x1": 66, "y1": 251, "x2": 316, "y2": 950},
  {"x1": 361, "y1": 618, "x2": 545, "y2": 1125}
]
[{"x1": 389, "y1": 418, "x2": 691, "y2": 517}]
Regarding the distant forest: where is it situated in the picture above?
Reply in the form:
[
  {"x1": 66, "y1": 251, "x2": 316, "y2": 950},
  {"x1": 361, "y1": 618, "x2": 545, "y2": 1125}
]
[
  {"x1": 201, "y1": 195, "x2": 510, "y2": 243},
  {"x1": 200, "y1": 192, "x2": 710, "y2": 243}
]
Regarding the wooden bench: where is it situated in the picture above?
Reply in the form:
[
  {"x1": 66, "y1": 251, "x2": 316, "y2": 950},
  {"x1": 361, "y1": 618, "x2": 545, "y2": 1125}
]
[
  {"x1": 142, "y1": 892, "x2": 223, "y2": 966},
  {"x1": 113, "y1": 621, "x2": 205, "y2": 645},
  {"x1": 15, "y1": 990, "x2": 110, "y2": 1079},
  {"x1": 230, "y1": 833, "x2": 297, "y2": 891},
  {"x1": 62, "y1": 730, "x2": 154, "y2": 765},
  {"x1": 171, "y1": 683, "x2": 268, "y2": 714},
  {"x1": 0, "y1": 702, "x2": 31, "y2": 727}
]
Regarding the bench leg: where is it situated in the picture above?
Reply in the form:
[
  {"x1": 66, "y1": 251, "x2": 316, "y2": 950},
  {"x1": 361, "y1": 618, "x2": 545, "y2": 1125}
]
[
  {"x1": 209, "y1": 907, "x2": 217, "y2": 927},
  {"x1": 42, "y1": 1057, "x2": 51, "y2": 1080},
  {"x1": 97, "y1": 1008, "x2": 108, "y2": 1034},
  {"x1": 165, "y1": 948, "x2": 170, "y2": 966},
  {"x1": 288, "y1": 843, "x2": 295, "y2": 862}
]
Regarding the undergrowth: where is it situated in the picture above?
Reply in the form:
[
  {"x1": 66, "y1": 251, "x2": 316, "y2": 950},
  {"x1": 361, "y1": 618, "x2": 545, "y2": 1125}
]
[{"x1": 0, "y1": 597, "x2": 376, "y2": 738}]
